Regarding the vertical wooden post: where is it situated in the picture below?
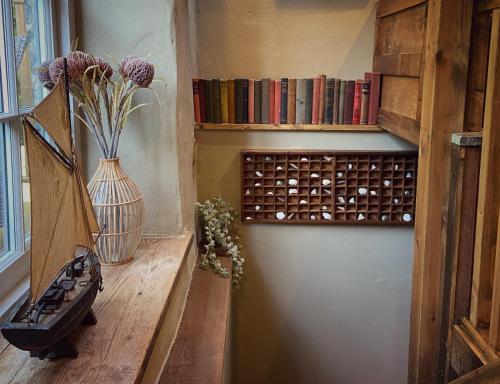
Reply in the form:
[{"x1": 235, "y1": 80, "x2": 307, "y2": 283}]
[{"x1": 408, "y1": 1, "x2": 473, "y2": 383}]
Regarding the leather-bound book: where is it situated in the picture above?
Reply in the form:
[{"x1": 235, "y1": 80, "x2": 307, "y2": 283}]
[
  {"x1": 198, "y1": 79, "x2": 206, "y2": 123},
  {"x1": 324, "y1": 78, "x2": 334, "y2": 124},
  {"x1": 228, "y1": 79, "x2": 235, "y2": 123},
  {"x1": 332, "y1": 78, "x2": 341, "y2": 124},
  {"x1": 274, "y1": 81, "x2": 281, "y2": 124},
  {"x1": 212, "y1": 79, "x2": 221, "y2": 123},
  {"x1": 220, "y1": 80, "x2": 228, "y2": 123},
  {"x1": 205, "y1": 79, "x2": 213, "y2": 123},
  {"x1": 295, "y1": 79, "x2": 306, "y2": 124},
  {"x1": 287, "y1": 78, "x2": 296, "y2": 123},
  {"x1": 235, "y1": 79, "x2": 244, "y2": 123},
  {"x1": 248, "y1": 80, "x2": 255, "y2": 124},
  {"x1": 338, "y1": 80, "x2": 346, "y2": 124},
  {"x1": 269, "y1": 80, "x2": 275, "y2": 124},
  {"x1": 262, "y1": 78, "x2": 270, "y2": 123},
  {"x1": 366, "y1": 72, "x2": 380, "y2": 125},
  {"x1": 360, "y1": 79, "x2": 371, "y2": 124},
  {"x1": 254, "y1": 80, "x2": 262, "y2": 124},
  {"x1": 312, "y1": 77, "x2": 320, "y2": 124},
  {"x1": 319, "y1": 74, "x2": 326, "y2": 123},
  {"x1": 242, "y1": 79, "x2": 249, "y2": 123},
  {"x1": 192, "y1": 79, "x2": 201, "y2": 123},
  {"x1": 343, "y1": 80, "x2": 355, "y2": 125},
  {"x1": 305, "y1": 79, "x2": 313, "y2": 124},
  {"x1": 352, "y1": 79, "x2": 362, "y2": 124},
  {"x1": 280, "y1": 78, "x2": 288, "y2": 124}
]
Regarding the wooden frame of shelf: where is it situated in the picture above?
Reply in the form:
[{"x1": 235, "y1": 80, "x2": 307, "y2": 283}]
[{"x1": 195, "y1": 123, "x2": 381, "y2": 132}]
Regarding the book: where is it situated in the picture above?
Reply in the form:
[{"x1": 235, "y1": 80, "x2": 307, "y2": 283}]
[
  {"x1": 269, "y1": 80, "x2": 275, "y2": 124},
  {"x1": 287, "y1": 78, "x2": 296, "y2": 123},
  {"x1": 228, "y1": 79, "x2": 235, "y2": 124},
  {"x1": 352, "y1": 79, "x2": 362, "y2": 124},
  {"x1": 248, "y1": 80, "x2": 255, "y2": 124},
  {"x1": 274, "y1": 81, "x2": 281, "y2": 124},
  {"x1": 254, "y1": 80, "x2": 262, "y2": 124},
  {"x1": 324, "y1": 78, "x2": 334, "y2": 124},
  {"x1": 235, "y1": 79, "x2": 244, "y2": 123},
  {"x1": 312, "y1": 77, "x2": 320, "y2": 124},
  {"x1": 319, "y1": 75, "x2": 326, "y2": 123},
  {"x1": 212, "y1": 79, "x2": 221, "y2": 124},
  {"x1": 295, "y1": 79, "x2": 306, "y2": 124},
  {"x1": 343, "y1": 81, "x2": 355, "y2": 125},
  {"x1": 366, "y1": 72, "x2": 381, "y2": 125},
  {"x1": 305, "y1": 79, "x2": 313, "y2": 124},
  {"x1": 262, "y1": 78, "x2": 270, "y2": 123},
  {"x1": 338, "y1": 80, "x2": 346, "y2": 124},
  {"x1": 280, "y1": 78, "x2": 288, "y2": 124},
  {"x1": 192, "y1": 79, "x2": 201, "y2": 123},
  {"x1": 333, "y1": 78, "x2": 341, "y2": 124},
  {"x1": 242, "y1": 79, "x2": 249, "y2": 123},
  {"x1": 198, "y1": 79, "x2": 206, "y2": 123},
  {"x1": 360, "y1": 79, "x2": 371, "y2": 124},
  {"x1": 220, "y1": 80, "x2": 228, "y2": 123},
  {"x1": 205, "y1": 79, "x2": 213, "y2": 123}
]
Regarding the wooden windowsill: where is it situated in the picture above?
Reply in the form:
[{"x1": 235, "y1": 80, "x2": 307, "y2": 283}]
[
  {"x1": 0, "y1": 233, "x2": 194, "y2": 384},
  {"x1": 195, "y1": 123, "x2": 382, "y2": 132}
]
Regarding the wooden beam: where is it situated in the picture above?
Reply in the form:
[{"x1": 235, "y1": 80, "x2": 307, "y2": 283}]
[
  {"x1": 194, "y1": 123, "x2": 381, "y2": 132},
  {"x1": 408, "y1": 0, "x2": 473, "y2": 383},
  {"x1": 471, "y1": 9, "x2": 500, "y2": 330},
  {"x1": 376, "y1": 0, "x2": 427, "y2": 18},
  {"x1": 377, "y1": 109, "x2": 420, "y2": 145},
  {"x1": 490, "y1": 212, "x2": 500, "y2": 349},
  {"x1": 478, "y1": 0, "x2": 500, "y2": 12},
  {"x1": 450, "y1": 359, "x2": 500, "y2": 383}
]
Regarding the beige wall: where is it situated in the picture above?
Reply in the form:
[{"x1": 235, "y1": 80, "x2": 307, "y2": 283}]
[{"x1": 195, "y1": 1, "x2": 416, "y2": 383}]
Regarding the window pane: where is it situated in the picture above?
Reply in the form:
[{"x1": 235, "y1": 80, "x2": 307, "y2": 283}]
[
  {"x1": 0, "y1": 1, "x2": 10, "y2": 114},
  {"x1": 13, "y1": 0, "x2": 49, "y2": 108},
  {"x1": 0, "y1": 125, "x2": 8, "y2": 260},
  {"x1": 18, "y1": 120, "x2": 29, "y2": 241}
]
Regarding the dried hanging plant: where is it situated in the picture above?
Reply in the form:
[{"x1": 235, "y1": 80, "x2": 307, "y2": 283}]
[{"x1": 37, "y1": 51, "x2": 158, "y2": 159}]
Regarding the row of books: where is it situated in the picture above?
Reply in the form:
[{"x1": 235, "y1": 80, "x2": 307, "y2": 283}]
[{"x1": 192, "y1": 73, "x2": 380, "y2": 125}]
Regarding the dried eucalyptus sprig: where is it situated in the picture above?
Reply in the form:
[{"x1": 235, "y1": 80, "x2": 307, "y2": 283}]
[{"x1": 196, "y1": 197, "x2": 245, "y2": 290}]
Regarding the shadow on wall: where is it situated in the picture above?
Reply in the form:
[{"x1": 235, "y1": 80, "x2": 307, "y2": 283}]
[{"x1": 275, "y1": 0, "x2": 369, "y2": 9}]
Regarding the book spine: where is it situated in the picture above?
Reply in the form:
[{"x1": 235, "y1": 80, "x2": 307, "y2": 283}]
[
  {"x1": 360, "y1": 79, "x2": 371, "y2": 125},
  {"x1": 235, "y1": 79, "x2": 243, "y2": 124},
  {"x1": 338, "y1": 80, "x2": 346, "y2": 124},
  {"x1": 319, "y1": 74, "x2": 326, "y2": 123},
  {"x1": 332, "y1": 78, "x2": 341, "y2": 124},
  {"x1": 287, "y1": 78, "x2": 296, "y2": 124},
  {"x1": 248, "y1": 80, "x2": 255, "y2": 124},
  {"x1": 212, "y1": 79, "x2": 221, "y2": 123},
  {"x1": 192, "y1": 79, "x2": 201, "y2": 123},
  {"x1": 242, "y1": 79, "x2": 249, "y2": 123},
  {"x1": 220, "y1": 80, "x2": 228, "y2": 124},
  {"x1": 344, "y1": 81, "x2": 355, "y2": 125},
  {"x1": 295, "y1": 79, "x2": 306, "y2": 124},
  {"x1": 262, "y1": 78, "x2": 270, "y2": 124},
  {"x1": 254, "y1": 80, "x2": 262, "y2": 124},
  {"x1": 206, "y1": 79, "x2": 213, "y2": 123},
  {"x1": 198, "y1": 79, "x2": 206, "y2": 123},
  {"x1": 312, "y1": 77, "x2": 320, "y2": 124},
  {"x1": 368, "y1": 72, "x2": 381, "y2": 125},
  {"x1": 269, "y1": 80, "x2": 275, "y2": 124},
  {"x1": 228, "y1": 79, "x2": 235, "y2": 124},
  {"x1": 274, "y1": 81, "x2": 281, "y2": 124},
  {"x1": 280, "y1": 78, "x2": 288, "y2": 124},
  {"x1": 305, "y1": 79, "x2": 313, "y2": 124},
  {"x1": 324, "y1": 78, "x2": 334, "y2": 124},
  {"x1": 352, "y1": 80, "x2": 362, "y2": 125}
]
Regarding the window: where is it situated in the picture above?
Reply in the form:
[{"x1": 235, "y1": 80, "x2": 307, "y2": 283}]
[{"x1": 0, "y1": 0, "x2": 54, "y2": 304}]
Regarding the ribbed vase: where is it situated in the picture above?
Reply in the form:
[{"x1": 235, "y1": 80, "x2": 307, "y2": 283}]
[{"x1": 88, "y1": 158, "x2": 145, "y2": 265}]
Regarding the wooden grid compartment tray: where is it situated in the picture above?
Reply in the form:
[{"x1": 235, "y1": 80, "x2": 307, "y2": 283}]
[{"x1": 241, "y1": 150, "x2": 418, "y2": 225}]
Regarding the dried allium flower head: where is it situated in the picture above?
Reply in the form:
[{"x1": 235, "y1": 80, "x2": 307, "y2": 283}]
[
  {"x1": 48, "y1": 57, "x2": 66, "y2": 83},
  {"x1": 36, "y1": 59, "x2": 55, "y2": 90},
  {"x1": 124, "y1": 58, "x2": 154, "y2": 88},
  {"x1": 119, "y1": 55, "x2": 139, "y2": 77},
  {"x1": 67, "y1": 50, "x2": 92, "y2": 80},
  {"x1": 93, "y1": 57, "x2": 113, "y2": 78}
]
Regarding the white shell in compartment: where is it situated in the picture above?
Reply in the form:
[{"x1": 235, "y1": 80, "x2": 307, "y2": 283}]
[{"x1": 276, "y1": 212, "x2": 286, "y2": 220}]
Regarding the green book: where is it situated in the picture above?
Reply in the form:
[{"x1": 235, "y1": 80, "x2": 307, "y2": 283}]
[
  {"x1": 254, "y1": 80, "x2": 262, "y2": 124},
  {"x1": 305, "y1": 79, "x2": 313, "y2": 124},
  {"x1": 338, "y1": 80, "x2": 346, "y2": 124}
]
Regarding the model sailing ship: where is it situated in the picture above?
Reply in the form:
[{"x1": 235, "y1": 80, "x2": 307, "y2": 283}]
[{"x1": 0, "y1": 60, "x2": 102, "y2": 360}]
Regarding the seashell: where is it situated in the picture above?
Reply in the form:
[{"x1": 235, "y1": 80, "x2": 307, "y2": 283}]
[
  {"x1": 402, "y1": 213, "x2": 412, "y2": 222},
  {"x1": 348, "y1": 163, "x2": 353, "y2": 170},
  {"x1": 323, "y1": 155, "x2": 333, "y2": 161},
  {"x1": 290, "y1": 164, "x2": 298, "y2": 169},
  {"x1": 381, "y1": 215, "x2": 389, "y2": 221},
  {"x1": 310, "y1": 215, "x2": 316, "y2": 220},
  {"x1": 322, "y1": 179, "x2": 332, "y2": 186},
  {"x1": 288, "y1": 178, "x2": 298, "y2": 186},
  {"x1": 357, "y1": 213, "x2": 365, "y2": 220},
  {"x1": 245, "y1": 189, "x2": 251, "y2": 195},
  {"x1": 300, "y1": 199, "x2": 307, "y2": 204},
  {"x1": 255, "y1": 205, "x2": 261, "y2": 211},
  {"x1": 321, "y1": 205, "x2": 328, "y2": 210},
  {"x1": 370, "y1": 190, "x2": 377, "y2": 196},
  {"x1": 311, "y1": 173, "x2": 319, "y2": 178},
  {"x1": 383, "y1": 179, "x2": 391, "y2": 187},
  {"x1": 349, "y1": 197, "x2": 355, "y2": 204},
  {"x1": 276, "y1": 180, "x2": 284, "y2": 186},
  {"x1": 300, "y1": 157, "x2": 308, "y2": 161},
  {"x1": 323, "y1": 188, "x2": 331, "y2": 194},
  {"x1": 287, "y1": 212, "x2": 295, "y2": 219},
  {"x1": 394, "y1": 198, "x2": 400, "y2": 204},
  {"x1": 265, "y1": 156, "x2": 272, "y2": 161},
  {"x1": 255, "y1": 182, "x2": 261, "y2": 186},
  {"x1": 288, "y1": 188, "x2": 298, "y2": 195},
  {"x1": 311, "y1": 188, "x2": 318, "y2": 195},
  {"x1": 337, "y1": 206, "x2": 345, "y2": 212},
  {"x1": 404, "y1": 190, "x2": 411, "y2": 196},
  {"x1": 370, "y1": 164, "x2": 377, "y2": 170},
  {"x1": 276, "y1": 211, "x2": 286, "y2": 220},
  {"x1": 336, "y1": 172, "x2": 344, "y2": 178},
  {"x1": 255, "y1": 171, "x2": 263, "y2": 177},
  {"x1": 277, "y1": 197, "x2": 285, "y2": 202},
  {"x1": 358, "y1": 187, "x2": 368, "y2": 195},
  {"x1": 406, "y1": 172, "x2": 413, "y2": 178},
  {"x1": 267, "y1": 191, "x2": 274, "y2": 195},
  {"x1": 337, "y1": 196, "x2": 345, "y2": 203},
  {"x1": 394, "y1": 164, "x2": 399, "y2": 170},
  {"x1": 246, "y1": 157, "x2": 252, "y2": 162},
  {"x1": 245, "y1": 216, "x2": 252, "y2": 220},
  {"x1": 336, "y1": 180, "x2": 345, "y2": 185},
  {"x1": 322, "y1": 212, "x2": 332, "y2": 220},
  {"x1": 276, "y1": 166, "x2": 283, "y2": 170}
]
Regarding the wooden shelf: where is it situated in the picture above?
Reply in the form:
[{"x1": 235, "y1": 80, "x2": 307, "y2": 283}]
[{"x1": 195, "y1": 123, "x2": 382, "y2": 132}]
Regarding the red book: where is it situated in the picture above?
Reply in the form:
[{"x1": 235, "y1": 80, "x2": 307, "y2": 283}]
[
  {"x1": 274, "y1": 81, "x2": 281, "y2": 124},
  {"x1": 365, "y1": 72, "x2": 380, "y2": 125},
  {"x1": 248, "y1": 79, "x2": 255, "y2": 124},
  {"x1": 198, "y1": 79, "x2": 206, "y2": 123},
  {"x1": 319, "y1": 74, "x2": 326, "y2": 123},
  {"x1": 192, "y1": 79, "x2": 201, "y2": 123},
  {"x1": 269, "y1": 80, "x2": 275, "y2": 124},
  {"x1": 312, "y1": 77, "x2": 320, "y2": 124},
  {"x1": 352, "y1": 80, "x2": 363, "y2": 124}
]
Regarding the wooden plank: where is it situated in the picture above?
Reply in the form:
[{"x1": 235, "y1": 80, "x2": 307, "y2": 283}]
[
  {"x1": 377, "y1": 108, "x2": 420, "y2": 145},
  {"x1": 376, "y1": 0, "x2": 427, "y2": 18},
  {"x1": 451, "y1": 132, "x2": 483, "y2": 147},
  {"x1": 490, "y1": 213, "x2": 500, "y2": 350},
  {"x1": 380, "y1": 76, "x2": 420, "y2": 120},
  {"x1": 471, "y1": 9, "x2": 500, "y2": 330},
  {"x1": 408, "y1": 0, "x2": 473, "y2": 383},
  {"x1": 449, "y1": 326, "x2": 484, "y2": 379},
  {"x1": 450, "y1": 359, "x2": 500, "y2": 383},
  {"x1": 373, "y1": 53, "x2": 422, "y2": 77},
  {"x1": 462, "y1": 319, "x2": 499, "y2": 362},
  {"x1": 0, "y1": 234, "x2": 194, "y2": 384},
  {"x1": 160, "y1": 257, "x2": 231, "y2": 384},
  {"x1": 194, "y1": 123, "x2": 381, "y2": 132},
  {"x1": 479, "y1": 0, "x2": 500, "y2": 12}
]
